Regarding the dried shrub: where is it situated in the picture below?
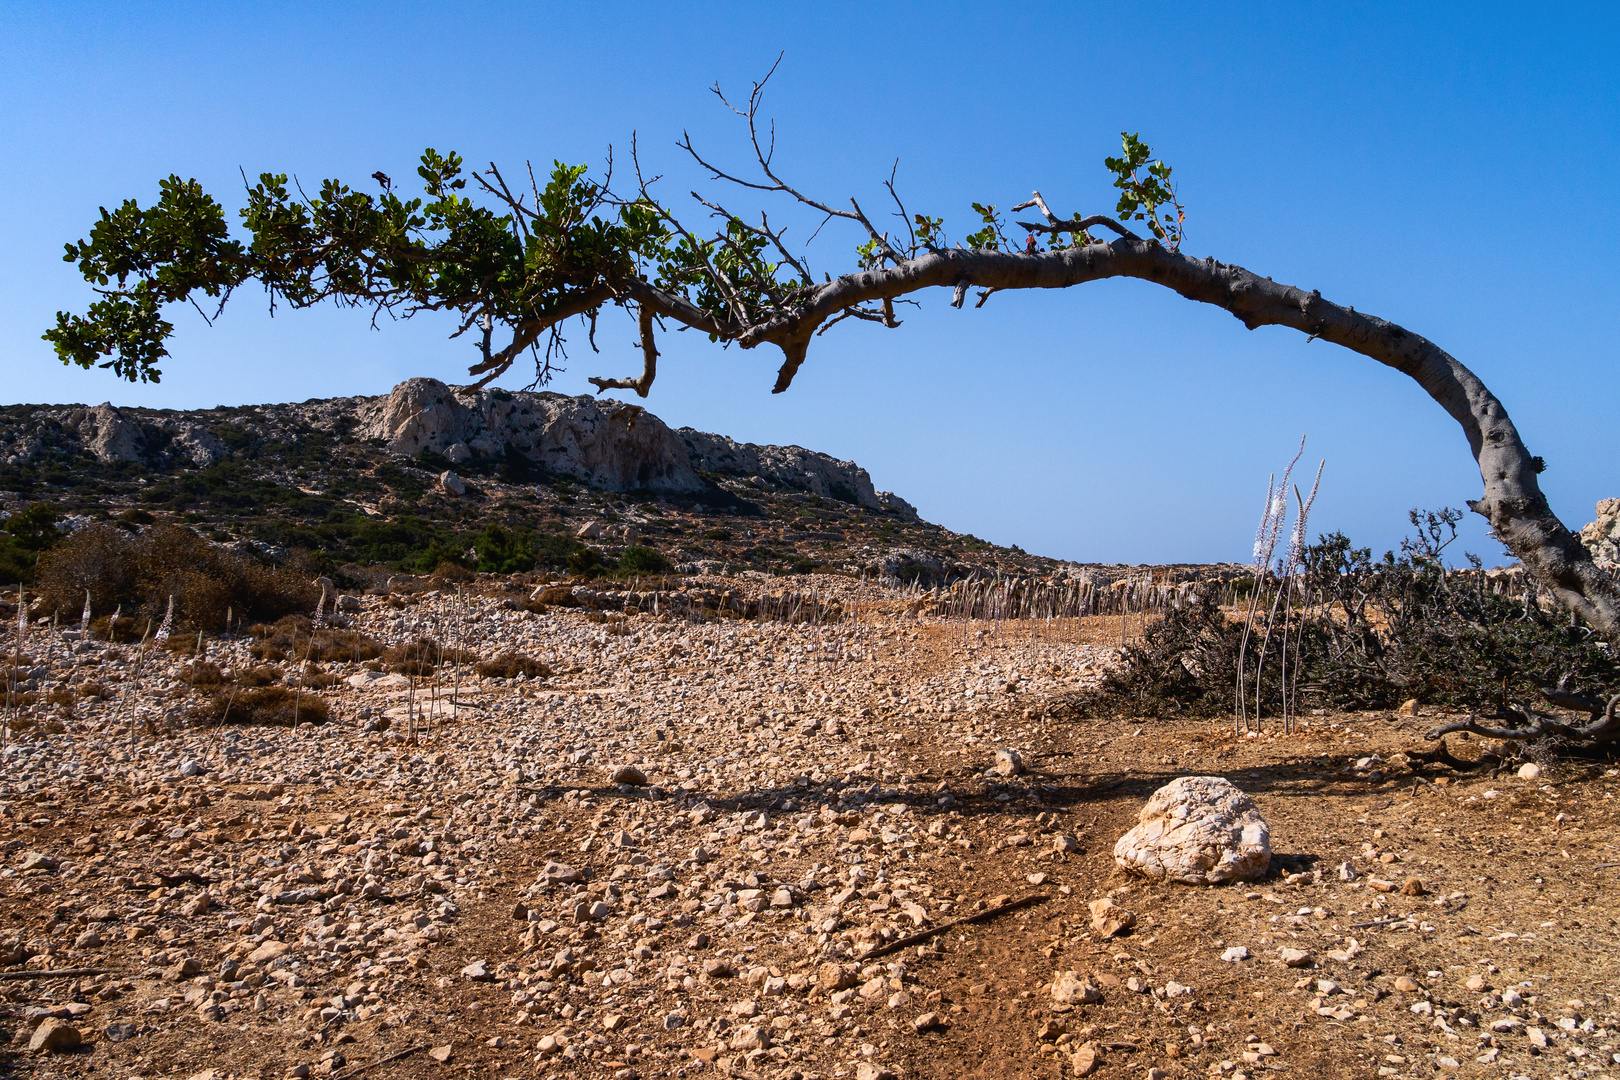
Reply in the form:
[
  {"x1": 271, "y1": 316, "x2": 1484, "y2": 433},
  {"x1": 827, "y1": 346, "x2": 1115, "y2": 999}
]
[
  {"x1": 1071, "y1": 517, "x2": 1620, "y2": 722},
  {"x1": 89, "y1": 615, "x2": 140, "y2": 642},
  {"x1": 77, "y1": 680, "x2": 109, "y2": 699},
  {"x1": 248, "y1": 616, "x2": 382, "y2": 664},
  {"x1": 180, "y1": 661, "x2": 225, "y2": 686},
  {"x1": 35, "y1": 524, "x2": 319, "y2": 632},
  {"x1": 382, "y1": 637, "x2": 475, "y2": 676},
  {"x1": 196, "y1": 686, "x2": 329, "y2": 726},
  {"x1": 45, "y1": 686, "x2": 76, "y2": 707},
  {"x1": 235, "y1": 666, "x2": 283, "y2": 687},
  {"x1": 474, "y1": 652, "x2": 552, "y2": 679},
  {"x1": 428, "y1": 561, "x2": 476, "y2": 586}
]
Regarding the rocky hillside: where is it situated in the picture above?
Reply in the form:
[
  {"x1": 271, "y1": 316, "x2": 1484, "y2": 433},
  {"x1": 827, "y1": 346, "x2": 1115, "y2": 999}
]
[{"x1": 0, "y1": 379, "x2": 1078, "y2": 586}]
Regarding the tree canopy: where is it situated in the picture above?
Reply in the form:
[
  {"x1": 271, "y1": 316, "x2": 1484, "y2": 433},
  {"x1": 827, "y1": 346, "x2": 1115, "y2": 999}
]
[{"x1": 45, "y1": 69, "x2": 1620, "y2": 643}]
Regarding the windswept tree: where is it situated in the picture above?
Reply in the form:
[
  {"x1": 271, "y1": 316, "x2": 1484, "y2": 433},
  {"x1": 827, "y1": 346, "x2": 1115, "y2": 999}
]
[{"x1": 46, "y1": 67, "x2": 1620, "y2": 738}]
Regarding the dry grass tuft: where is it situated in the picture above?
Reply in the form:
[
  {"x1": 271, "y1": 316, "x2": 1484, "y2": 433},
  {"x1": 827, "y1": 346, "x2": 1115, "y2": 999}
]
[
  {"x1": 234, "y1": 666, "x2": 284, "y2": 687},
  {"x1": 248, "y1": 616, "x2": 383, "y2": 663},
  {"x1": 382, "y1": 637, "x2": 476, "y2": 676},
  {"x1": 473, "y1": 652, "x2": 553, "y2": 679},
  {"x1": 196, "y1": 686, "x2": 329, "y2": 726},
  {"x1": 179, "y1": 661, "x2": 226, "y2": 686}
]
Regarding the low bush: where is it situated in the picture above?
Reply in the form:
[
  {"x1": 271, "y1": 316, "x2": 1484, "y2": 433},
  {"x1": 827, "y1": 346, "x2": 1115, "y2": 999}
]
[
  {"x1": 474, "y1": 652, "x2": 552, "y2": 679},
  {"x1": 382, "y1": 637, "x2": 476, "y2": 676},
  {"x1": 248, "y1": 616, "x2": 383, "y2": 663},
  {"x1": 617, "y1": 545, "x2": 671, "y2": 575},
  {"x1": 35, "y1": 523, "x2": 320, "y2": 631},
  {"x1": 1073, "y1": 512, "x2": 1620, "y2": 720},
  {"x1": 195, "y1": 686, "x2": 329, "y2": 726}
]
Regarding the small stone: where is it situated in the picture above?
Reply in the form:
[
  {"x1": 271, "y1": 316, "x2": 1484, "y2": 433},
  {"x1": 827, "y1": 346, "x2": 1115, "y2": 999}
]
[
  {"x1": 29, "y1": 1017, "x2": 81, "y2": 1053},
  {"x1": 428, "y1": 1044, "x2": 453, "y2": 1063},
  {"x1": 587, "y1": 900, "x2": 613, "y2": 921},
  {"x1": 703, "y1": 958, "x2": 735, "y2": 978},
  {"x1": 912, "y1": 1011, "x2": 943, "y2": 1031},
  {"x1": 461, "y1": 960, "x2": 492, "y2": 981},
  {"x1": 1397, "y1": 699, "x2": 1419, "y2": 717},
  {"x1": 1400, "y1": 877, "x2": 1426, "y2": 897},
  {"x1": 819, "y1": 963, "x2": 856, "y2": 991},
  {"x1": 1071, "y1": 1044, "x2": 1100, "y2": 1076},
  {"x1": 19, "y1": 851, "x2": 58, "y2": 872},
  {"x1": 991, "y1": 748, "x2": 1026, "y2": 776},
  {"x1": 610, "y1": 765, "x2": 649, "y2": 786},
  {"x1": 105, "y1": 1022, "x2": 136, "y2": 1042},
  {"x1": 729, "y1": 1024, "x2": 768, "y2": 1050},
  {"x1": 1337, "y1": 861, "x2": 1359, "y2": 881},
  {"x1": 1394, "y1": 976, "x2": 1421, "y2": 993},
  {"x1": 1221, "y1": 946, "x2": 1250, "y2": 962},
  {"x1": 1516, "y1": 762, "x2": 1541, "y2": 780},
  {"x1": 1527, "y1": 1026, "x2": 1548, "y2": 1049},
  {"x1": 855, "y1": 1065, "x2": 895, "y2": 1080},
  {"x1": 771, "y1": 887, "x2": 794, "y2": 907},
  {"x1": 246, "y1": 940, "x2": 288, "y2": 964},
  {"x1": 1051, "y1": 970, "x2": 1102, "y2": 1005},
  {"x1": 437, "y1": 471, "x2": 466, "y2": 496},
  {"x1": 164, "y1": 956, "x2": 203, "y2": 981},
  {"x1": 1465, "y1": 975, "x2": 1487, "y2": 991},
  {"x1": 1053, "y1": 834, "x2": 1081, "y2": 854},
  {"x1": 662, "y1": 1012, "x2": 685, "y2": 1030},
  {"x1": 178, "y1": 759, "x2": 205, "y2": 777},
  {"x1": 1278, "y1": 948, "x2": 1312, "y2": 968},
  {"x1": 1088, "y1": 897, "x2": 1136, "y2": 939}
]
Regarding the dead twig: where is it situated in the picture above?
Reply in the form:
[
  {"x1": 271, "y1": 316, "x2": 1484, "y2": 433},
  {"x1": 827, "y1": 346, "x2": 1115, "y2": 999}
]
[
  {"x1": 0, "y1": 967, "x2": 117, "y2": 980},
  {"x1": 856, "y1": 894, "x2": 1047, "y2": 960},
  {"x1": 1348, "y1": 916, "x2": 1409, "y2": 929},
  {"x1": 328, "y1": 1043, "x2": 431, "y2": 1080}
]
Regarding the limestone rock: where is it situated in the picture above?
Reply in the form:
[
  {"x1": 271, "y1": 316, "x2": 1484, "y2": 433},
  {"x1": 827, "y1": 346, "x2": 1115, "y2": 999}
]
[
  {"x1": 609, "y1": 765, "x2": 648, "y2": 786},
  {"x1": 437, "y1": 471, "x2": 466, "y2": 497},
  {"x1": 1113, "y1": 776, "x2": 1271, "y2": 885},
  {"x1": 357, "y1": 378, "x2": 702, "y2": 493},
  {"x1": 1579, "y1": 498, "x2": 1620, "y2": 573},
  {"x1": 678, "y1": 428, "x2": 915, "y2": 517},
  {"x1": 1051, "y1": 970, "x2": 1102, "y2": 1005},
  {"x1": 29, "y1": 1017, "x2": 81, "y2": 1053},
  {"x1": 1087, "y1": 897, "x2": 1136, "y2": 939},
  {"x1": 990, "y1": 748, "x2": 1026, "y2": 777},
  {"x1": 74, "y1": 403, "x2": 145, "y2": 463}
]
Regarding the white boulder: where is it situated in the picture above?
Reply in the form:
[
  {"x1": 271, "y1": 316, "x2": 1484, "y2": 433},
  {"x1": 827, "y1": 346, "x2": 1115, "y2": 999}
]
[{"x1": 1113, "y1": 776, "x2": 1271, "y2": 885}]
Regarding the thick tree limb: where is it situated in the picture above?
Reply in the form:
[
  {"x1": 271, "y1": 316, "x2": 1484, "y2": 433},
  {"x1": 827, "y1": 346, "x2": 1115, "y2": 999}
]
[{"x1": 681, "y1": 236, "x2": 1620, "y2": 640}]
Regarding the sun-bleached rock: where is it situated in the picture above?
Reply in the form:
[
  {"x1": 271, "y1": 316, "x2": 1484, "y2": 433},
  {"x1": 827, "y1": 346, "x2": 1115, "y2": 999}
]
[
  {"x1": 1113, "y1": 775, "x2": 1271, "y2": 884},
  {"x1": 356, "y1": 377, "x2": 702, "y2": 493},
  {"x1": 1580, "y1": 498, "x2": 1620, "y2": 573},
  {"x1": 678, "y1": 428, "x2": 915, "y2": 517},
  {"x1": 72, "y1": 403, "x2": 145, "y2": 462}
]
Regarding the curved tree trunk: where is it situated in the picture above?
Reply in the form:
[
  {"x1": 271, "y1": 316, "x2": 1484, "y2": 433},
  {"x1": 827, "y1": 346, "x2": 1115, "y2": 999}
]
[{"x1": 677, "y1": 237, "x2": 1620, "y2": 639}]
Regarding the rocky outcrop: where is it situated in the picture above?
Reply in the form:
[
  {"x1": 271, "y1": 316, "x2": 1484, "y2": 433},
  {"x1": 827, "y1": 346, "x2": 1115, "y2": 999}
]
[
  {"x1": 1580, "y1": 499, "x2": 1620, "y2": 575},
  {"x1": 356, "y1": 378, "x2": 702, "y2": 493},
  {"x1": 1113, "y1": 776, "x2": 1271, "y2": 885},
  {"x1": 679, "y1": 429, "x2": 917, "y2": 518},
  {"x1": 69, "y1": 403, "x2": 144, "y2": 463}
]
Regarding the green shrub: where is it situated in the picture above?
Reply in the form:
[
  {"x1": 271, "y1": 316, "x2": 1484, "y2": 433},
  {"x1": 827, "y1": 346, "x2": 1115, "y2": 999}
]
[{"x1": 617, "y1": 545, "x2": 671, "y2": 574}]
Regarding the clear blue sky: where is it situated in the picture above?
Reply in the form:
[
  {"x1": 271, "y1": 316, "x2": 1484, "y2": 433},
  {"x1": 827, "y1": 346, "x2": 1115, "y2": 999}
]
[{"x1": 3, "y1": 2, "x2": 1616, "y2": 565}]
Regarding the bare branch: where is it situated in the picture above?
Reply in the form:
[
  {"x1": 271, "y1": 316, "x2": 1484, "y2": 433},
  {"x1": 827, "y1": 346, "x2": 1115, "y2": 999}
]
[
  {"x1": 1017, "y1": 214, "x2": 1140, "y2": 241},
  {"x1": 587, "y1": 303, "x2": 659, "y2": 398}
]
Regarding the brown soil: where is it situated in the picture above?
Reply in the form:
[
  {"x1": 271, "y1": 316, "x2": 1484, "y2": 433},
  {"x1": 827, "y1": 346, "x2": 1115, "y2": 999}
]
[{"x1": 3, "y1": 613, "x2": 1617, "y2": 1080}]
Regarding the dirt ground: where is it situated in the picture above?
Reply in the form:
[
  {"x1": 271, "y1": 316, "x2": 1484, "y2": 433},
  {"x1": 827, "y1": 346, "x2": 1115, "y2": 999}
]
[{"x1": 3, "y1": 605, "x2": 1618, "y2": 1080}]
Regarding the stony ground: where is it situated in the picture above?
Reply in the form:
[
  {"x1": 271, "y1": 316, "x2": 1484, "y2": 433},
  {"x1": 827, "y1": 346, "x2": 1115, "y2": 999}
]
[{"x1": 4, "y1": 579, "x2": 1620, "y2": 1080}]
